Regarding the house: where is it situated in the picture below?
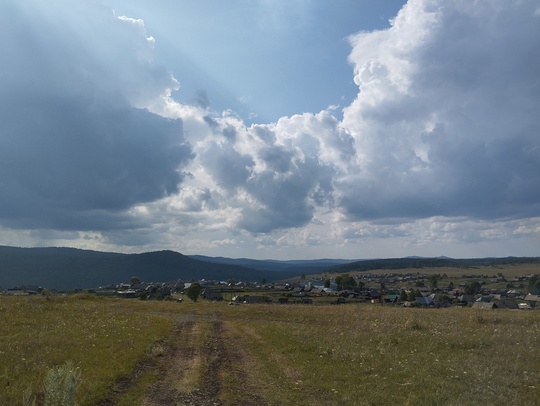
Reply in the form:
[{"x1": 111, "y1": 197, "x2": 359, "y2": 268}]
[
  {"x1": 494, "y1": 299, "x2": 519, "y2": 309},
  {"x1": 472, "y1": 301, "x2": 498, "y2": 309},
  {"x1": 117, "y1": 289, "x2": 139, "y2": 298},
  {"x1": 310, "y1": 288, "x2": 326, "y2": 296},
  {"x1": 524, "y1": 293, "x2": 540, "y2": 308},
  {"x1": 506, "y1": 289, "x2": 522, "y2": 297},
  {"x1": 472, "y1": 299, "x2": 519, "y2": 310},
  {"x1": 458, "y1": 295, "x2": 475, "y2": 305},
  {"x1": 416, "y1": 296, "x2": 433, "y2": 306},
  {"x1": 383, "y1": 294, "x2": 399, "y2": 304},
  {"x1": 430, "y1": 294, "x2": 451, "y2": 308},
  {"x1": 369, "y1": 290, "x2": 381, "y2": 301},
  {"x1": 233, "y1": 295, "x2": 268, "y2": 304},
  {"x1": 202, "y1": 288, "x2": 224, "y2": 301}
]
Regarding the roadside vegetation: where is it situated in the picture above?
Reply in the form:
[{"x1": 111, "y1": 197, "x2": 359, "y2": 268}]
[
  {"x1": 0, "y1": 294, "x2": 175, "y2": 405},
  {"x1": 1, "y1": 291, "x2": 539, "y2": 405}
]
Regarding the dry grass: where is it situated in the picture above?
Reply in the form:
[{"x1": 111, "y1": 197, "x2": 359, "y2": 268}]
[
  {"x1": 2, "y1": 296, "x2": 539, "y2": 405},
  {"x1": 0, "y1": 295, "x2": 177, "y2": 405},
  {"x1": 220, "y1": 303, "x2": 540, "y2": 405}
]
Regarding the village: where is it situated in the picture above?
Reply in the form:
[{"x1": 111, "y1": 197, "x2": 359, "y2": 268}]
[{"x1": 4, "y1": 269, "x2": 540, "y2": 310}]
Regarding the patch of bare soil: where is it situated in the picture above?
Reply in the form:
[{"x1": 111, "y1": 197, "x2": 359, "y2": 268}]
[
  {"x1": 142, "y1": 313, "x2": 199, "y2": 406},
  {"x1": 166, "y1": 313, "x2": 265, "y2": 406}
]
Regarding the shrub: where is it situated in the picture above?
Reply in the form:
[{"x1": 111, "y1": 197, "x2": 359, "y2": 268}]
[{"x1": 44, "y1": 361, "x2": 81, "y2": 406}]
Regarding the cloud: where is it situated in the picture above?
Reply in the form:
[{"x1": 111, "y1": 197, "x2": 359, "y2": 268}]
[
  {"x1": 0, "y1": 0, "x2": 193, "y2": 230},
  {"x1": 0, "y1": 0, "x2": 538, "y2": 257},
  {"x1": 339, "y1": 0, "x2": 540, "y2": 222},
  {"x1": 178, "y1": 111, "x2": 346, "y2": 233},
  {"x1": 149, "y1": 0, "x2": 540, "y2": 242}
]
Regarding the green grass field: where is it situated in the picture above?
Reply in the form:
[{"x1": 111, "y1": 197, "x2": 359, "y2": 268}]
[{"x1": 1, "y1": 294, "x2": 539, "y2": 405}]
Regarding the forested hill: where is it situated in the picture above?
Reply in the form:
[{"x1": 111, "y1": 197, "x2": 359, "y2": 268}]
[
  {"x1": 189, "y1": 255, "x2": 356, "y2": 273},
  {"x1": 329, "y1": 256, "x2": 540, "y2": 274},
  {"x1": 1, "y1": 245, "x2": 538, "y2": 291},
  {"x1": 0, "y1": 246, "x2": 300, "y2": 290}
]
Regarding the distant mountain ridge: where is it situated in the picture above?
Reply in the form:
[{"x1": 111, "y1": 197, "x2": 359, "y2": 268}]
[
  {"x1": 188, "y1": 255, "x2": 358, "y2": 272},
  {"x1": 0, "y1": 246, "x2": 306, "y2": 290},
  {"x1": 1, "y1": 245, "x2": 538, "y2": 291},
  {"x1": 328, "y1": 256, "x2": 540, "y2": 273}
]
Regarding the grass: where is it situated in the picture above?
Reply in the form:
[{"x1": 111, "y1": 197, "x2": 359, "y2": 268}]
[
  {"x1": 0, "y1": 294, "x2": 176, "y2": 405},
  {"x1": 312, "y1": 263, "x2": 540, "y2": 278},
  {"x1": 220, "y1": 303, "x2": 540, "y2": 405},
  {"x1": 303, "y1": 263, "x2": 540, "y2": 288},
  {"x1": 1, "y1": 295, "x2": 539, "y2": 405}
]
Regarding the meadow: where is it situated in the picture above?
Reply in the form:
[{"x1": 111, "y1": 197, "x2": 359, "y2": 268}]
[{"x1": 1, "y1": 294, "x2": 539, "y2": 405}]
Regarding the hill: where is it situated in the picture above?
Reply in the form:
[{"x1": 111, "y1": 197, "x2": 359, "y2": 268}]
[
  {"x1": 328, "y1": 256, "x2": 540, "y2": 273},
  {"x1": 0, "y1": 246, "x2": 300, "y2": 290},
  {"x1": 189, "y1": 255, "x2": 357, "y2": 273},
  {"x1": 1, "y1": 246, "x2": 538, "y2": 291}
]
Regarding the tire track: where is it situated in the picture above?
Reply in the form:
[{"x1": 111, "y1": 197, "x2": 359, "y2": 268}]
[
  {"x1": 98, "y1": 313, "x2": 196, "y2": 406},
  {"x1": 100, "y1": 310, "x2": 267, "y2": 405}
]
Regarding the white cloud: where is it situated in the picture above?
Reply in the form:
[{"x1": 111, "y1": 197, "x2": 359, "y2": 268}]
[
  {"x1": 0, "y1": 0, "x2": 538, "y2": 258},
  {"x1": 339, "y1": 0, "x2": 540, "y2": 222}
]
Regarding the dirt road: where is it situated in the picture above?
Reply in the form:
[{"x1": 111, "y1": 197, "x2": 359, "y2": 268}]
[{"x1": 100, "y1": 310, "x2": 266, "y2": 406}]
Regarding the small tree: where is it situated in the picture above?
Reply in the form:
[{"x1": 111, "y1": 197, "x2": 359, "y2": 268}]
[
  {"x1": 129, "y1": 276, "x2": 141, "y2": 286},
  {"x1": 428, "y1": 274, "x2": 440, "y2": 289},
  {"x1": 407, "y1": 290, "x2": 416, "y2": 301},
  {"x1": 335, "y1": 275, "x2": 343, "y2": 291},
  {"x1": 465, "y1": 281, "x2": 481, "y2": 295},
  {"x1": 399, "y1": 289, "x2": 408, "y2": 302},
  {"x1": 528, "y1": 275, "x2": 540, "y2": 293},
  {"x1": 186, "y1": 283, "x2": 203, "y2": 302},
  {"x1": 324, "y1": 279, "x2": 331, "y2": 288},
  {"x1": 335, "y1": 274, "x2": 356, "y2": 291},
  {"x1": 341, "y1": 274, "x2": 357, "y2": 290}
]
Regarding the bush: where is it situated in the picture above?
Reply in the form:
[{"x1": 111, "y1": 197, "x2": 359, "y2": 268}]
[
  {"x1": 44, "y1": 361, "x2": 81, "y2": 406},
  {"x1": 22, "y1": 361, "x2": 81, "y2": 406}
]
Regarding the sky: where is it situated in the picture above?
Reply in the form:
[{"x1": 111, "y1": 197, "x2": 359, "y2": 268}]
[{"x1": 0, "y1": 0, "x2": 539, "y2": 260}]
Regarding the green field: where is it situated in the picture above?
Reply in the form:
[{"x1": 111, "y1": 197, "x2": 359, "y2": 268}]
[
  {"x1": 1, "y1": 294, "x2": 539, "y2": 405},
  {"x1": 302, "y1": 262, "x2": 540, "y2": 283}
]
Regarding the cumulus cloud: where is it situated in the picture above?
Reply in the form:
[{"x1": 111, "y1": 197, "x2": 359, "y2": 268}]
[
  {"x1": 340, "y1": 0, "x2": 540, "y2": 222},
  {"x1": 178, "y1": 111, "x2": 346, "y2": 233},
  {"x1": 1, "y1": 0, "x2": 538, "y2": 257},
  {"x1": 127, "y1": 0, "x2": 540, "y2": 251},
  {"x1": 0, "y1": 0, "x2": 192, "y2": 230},
  {"x1": 173, "y1": 0, "x2": 540, "y2": 238}
]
